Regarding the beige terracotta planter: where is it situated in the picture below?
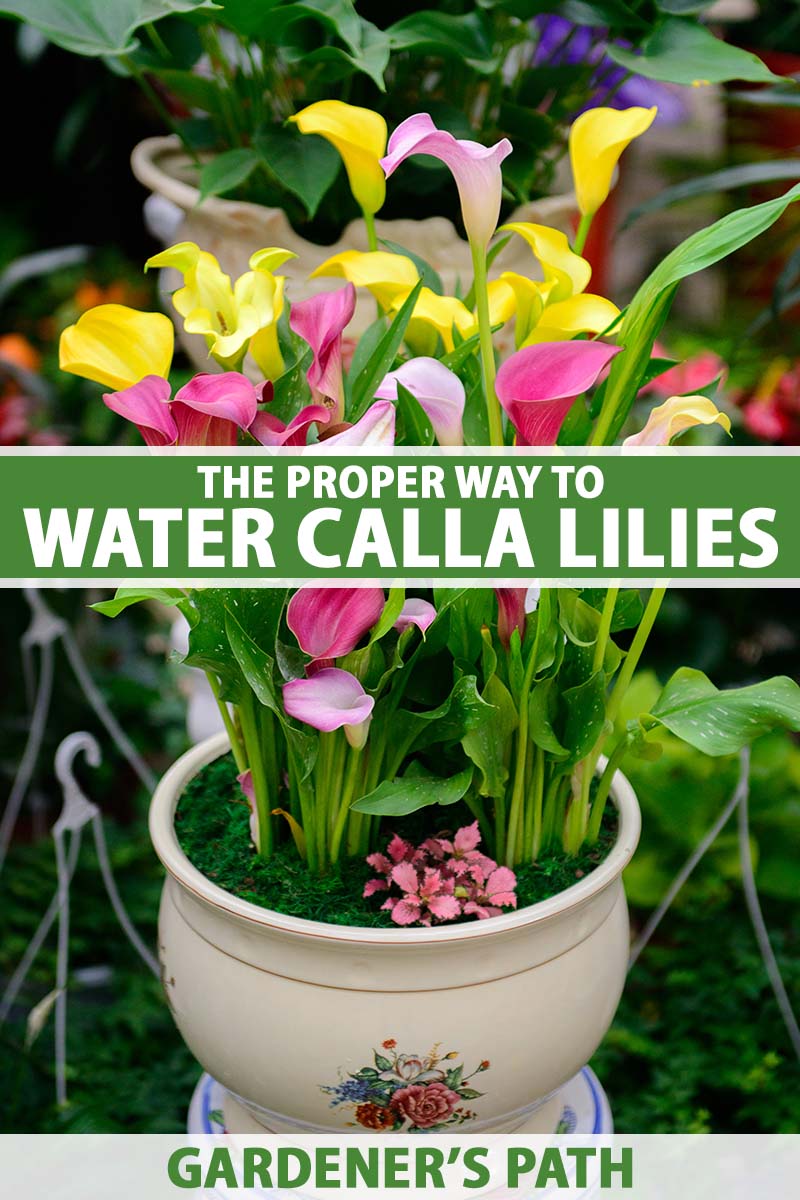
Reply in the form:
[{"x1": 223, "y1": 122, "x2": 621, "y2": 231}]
[
  {"x1": 131, "y1": 136, "x2": 577, "y2": 366},
  {"x1": 150, "y1": 732, "x2": 640, "y2": 1135}
]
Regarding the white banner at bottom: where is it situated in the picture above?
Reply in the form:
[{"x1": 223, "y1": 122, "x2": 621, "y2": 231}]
[{"x1": 3, "y1": 1134, "x2": 799, "y2": 1200}]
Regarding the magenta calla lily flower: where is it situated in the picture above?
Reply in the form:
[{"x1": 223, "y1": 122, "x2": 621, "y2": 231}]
[
  {"x1": 251, "y1": 403, "x2": 332, "y2": 447},
  {"x1": 283, "y1": 668, "x2": 375, "y2": 738},
  {"x1": 374, "y1": 358, "x2": 465, "y2": 446},
  {"x1": 394, "y1": 598, "x2": 437, "y2": 635},
  {"x1": 495, "y1": 588, "x2": 528, "y2": 648},
  {"x1": 171, "y1": 373, "x2": 259, "y2": 445},
  {"x1": 103, "y1": 375, "x2": 177, "y2": 446},
  {"x1": 290, "y1": 284, "x2": 356, "y2": 423},
  {"x1": 287, "y1": 586, "x2": 386, "y2": 667},
  {"x1": 495, "y1": 341, "x2": 621, "y2": 445},
  {"x1": 103, "y1": 372, "x2": 259, "y2": 446},
  {"x1": 381, "y1": 114, "x2": 512, "y2": 249},
  {"x1": 237, "y1": 770, "x2": 259, "y2": 846},
  {"x1": 321, "y1": 400, "x2": 396, "y2": 447}
]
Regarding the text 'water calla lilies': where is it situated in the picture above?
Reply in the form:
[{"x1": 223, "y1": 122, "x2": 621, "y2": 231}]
[
  {"x1": 569, "y1": 106, "x2": 657, "y2": 219},
  {"x1": 59, "y1": 304, "x2": 174, "y2": 390},
  {"x1": 496, "y1": 341, "x2": 621, "y2": 445},
  {"x1": 103, "y1": 373, "x2": 259, "y2": 446},
  {"x1": 291, "y1": 100, "x2": 388, "y2": 218},
  {"x1": 381, "y1": 114, "x2": 512, "y2": 250},
  {"x1": 145, "y1": 242, "x2": 294, "y2": 373},
  {"x1": 623, "y1": 395, "x2": 731, "y2": 447},
  {"x1": 287, "y1": 587, "x2": 386, "y2": 669}
]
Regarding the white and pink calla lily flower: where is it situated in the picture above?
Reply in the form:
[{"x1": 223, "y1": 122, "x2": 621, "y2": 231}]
[
  {"x1": 394, "y1": 598, "x2": 437, "y2": 635},
  {"x1": 321, "y1": 400, "x2": 396, "y2": 446},
  {"x1": 374, "y1": 358, "x2": 465, "y2": 446},
  {"x1": 495, "y1": 341, "x2": 621, "y2": 445},
  {"x1": 103, "y1": 372, "x2": 259, "y2": 446},
  {"x1": 289, "y1": 283, "x2": 356, "y2": 423},
  {"x1": 287, "y1": 586, "x2": 386, "y2": 667},
  {"x1": 283, "y1": 668, "x2": 375, "y2": 746},
  {"x1": 623, "y1": 394, "x2": 732, "y2": 447},
  {"x1": 381, "y1": 114, "x2": 512, "y2": 249}
]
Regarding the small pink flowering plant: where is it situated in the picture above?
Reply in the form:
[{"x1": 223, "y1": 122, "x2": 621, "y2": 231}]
[{"x1": 365, "y1": 824, "x2": 517, "y2": 927}]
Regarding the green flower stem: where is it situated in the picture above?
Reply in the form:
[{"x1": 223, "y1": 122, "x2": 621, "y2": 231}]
[
  {"x1": 238, "y1": 692, "x2": 272, "y2": 858},
  {"x1": 287, "y1": 740, "x2": 318, "y2": 873},
  {"x1": 364, "y1": 209, "x2": 379, "y2": 253},
  {"x1": 529, "y1": 746, "x2": 545, "y2": 861},
  {"x1": 330, "y1": 743, "x2": 365, "y2": 864},
  {"x1": 505, "y1": 590, "x2": 548, "y2": 866},
  {"x1": 583, "y1": 586, "x2": 667, "y2": 843},
  {"x1": 471, "y1": 241, "x2": 505, "y2": 447},
  {"x1": 206, "y1": 672, "x2": 247, "y2": 772},
  {"x1": 607, "y1": 587, "x2": 667, "y2": 727},
  {"x1": 578, "y1": 585, "x2": 623, "y2": 830},
  {"x1": 593, "y1": 586, "x2": 619, "y2": 675},
  {"x1": 587, "y1": 736, "x2": 630, "y2": 843},
  {"x1": 122, "y1": 56, "x2": 201, "y2": 169},
  {"x1": 572, "y1": 213, "x2": 593, "y2": 256}
]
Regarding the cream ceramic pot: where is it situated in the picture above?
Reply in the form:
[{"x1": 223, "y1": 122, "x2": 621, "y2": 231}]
[
  {"x1": 131, "y1": 136, "x2": 577, "y2": 368},
  {"x1": 150, "y1": 732, "x2": 639, "y2": 1135}
]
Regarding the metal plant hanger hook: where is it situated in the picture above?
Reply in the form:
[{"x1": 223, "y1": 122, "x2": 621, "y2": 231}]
[
  {"x1": 52, "y1": 732, "x2": 102, "y2": 1107},
  {"x1": 0, "y1": 589, "x2": 64, "y2": 875}
]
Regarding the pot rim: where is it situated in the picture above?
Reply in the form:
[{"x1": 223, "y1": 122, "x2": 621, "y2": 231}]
[
  {"x1": 130, "y1": 134, "x2": 578, "y2": 227},
  {"x1": 150, "y1": 732, "x2": 640, "y2": 946}
]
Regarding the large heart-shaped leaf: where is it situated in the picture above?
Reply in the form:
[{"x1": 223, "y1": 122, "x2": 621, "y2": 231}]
[
  {"x1": 647, "y1": 668, "x2": 800, "y2": 756},
  {"x1": 0, "y1": 0, "x2": 219, "y2": 57},
  {"x1": 608, "y1": 17, "x2": 782, "y2": 85},
  {"x1": 351, "y1": 765, "x2": 473, "y2": 816},
  {"x1": 256, "y1": 126, "x2": 341, "y2": 219},
  {"x1": 91, "y1": 587, "x2": 188, "y2": 618}
]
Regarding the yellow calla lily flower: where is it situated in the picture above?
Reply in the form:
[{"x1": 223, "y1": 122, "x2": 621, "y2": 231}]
[
  {"x1": 392, "y1": 287, "x2": 476, "y2": 355},
  {"x1": 500, "y1": 223, "x2": 592, "y2": 302},
  {"x1": 249, "y1": 275, "x2": 287, "y2": 380},
  {"x1": 496, "y1": 273, "x2": 547, "y2": 347},
  {"x1": 486, "y1": 278, "x2": 518, "y2": 328},
  {"x1": 569, "y1": 106, "x2": 657, "y2": 218},
  {"x1": 290, "y1": 100, "x2": 387, "y2": 216},
  {"x1": 59, "y1": 304, "x2": 174, "y2": 390},
  {"x1": 624, "y1": 394, "x2": 731, "y2": 447},
  {"x1": 145, "y1": 241, "x2": 293, "y2": 370},
  {"x1": 521, "y1": 294, "x2": 621, "y2": 346},
  {"x1": 311, "y1": 250, "x2": 419, "y2": 310}
]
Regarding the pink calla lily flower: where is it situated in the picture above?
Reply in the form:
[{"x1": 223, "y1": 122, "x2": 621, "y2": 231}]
[
  {"x1": 283, "y1": 668, "x2": 375, "y2": 744},
  {"x1": 237, "y1": 770, "x2": 259, "y2": 846},
  {"x1": 103, "y1": 375, "x2": 177, "y2": 446},
  {"x1": 495, "y1": 588, "x2": 528, "y2": 648},
  {"x1": 374, "y1": 358, "x2": 465, "y2": 446},
  {"x1": 171, "y1": 373, "x2": 259, "y2": 445},
  {"x1": 495, "y1": 341, "x2": 621, "y2": 445},
  {"x1": 394, "y1": 598, "x2": 437, "y2": 634},
  {"x1": 320, "y1": 399, "x2": 397, "y2": 447},
  {"x1": 287, "y1": 586, "x2": 386, "y2": 668},
  {"x1": 290, "y1": 284, "x2": 356, "y2": 422},
  {"x1": 251, "y1": 403, "x2": 332, "y2": 446},
  {"x1": 381, "y1": 114, "x2": 512, "y2": 249},
  {"x1": 103, "y1": 372, "x2": 258, "y2": 446}
]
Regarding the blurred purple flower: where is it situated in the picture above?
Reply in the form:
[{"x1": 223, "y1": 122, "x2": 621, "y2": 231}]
[{"x1": 533, "y1": 15, "x2": 686, "y2": 126}]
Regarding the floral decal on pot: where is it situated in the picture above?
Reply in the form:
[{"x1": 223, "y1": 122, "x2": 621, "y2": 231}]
[{"x1": 321, "y1": 1040, "x2": 490, "y2": 1130}]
